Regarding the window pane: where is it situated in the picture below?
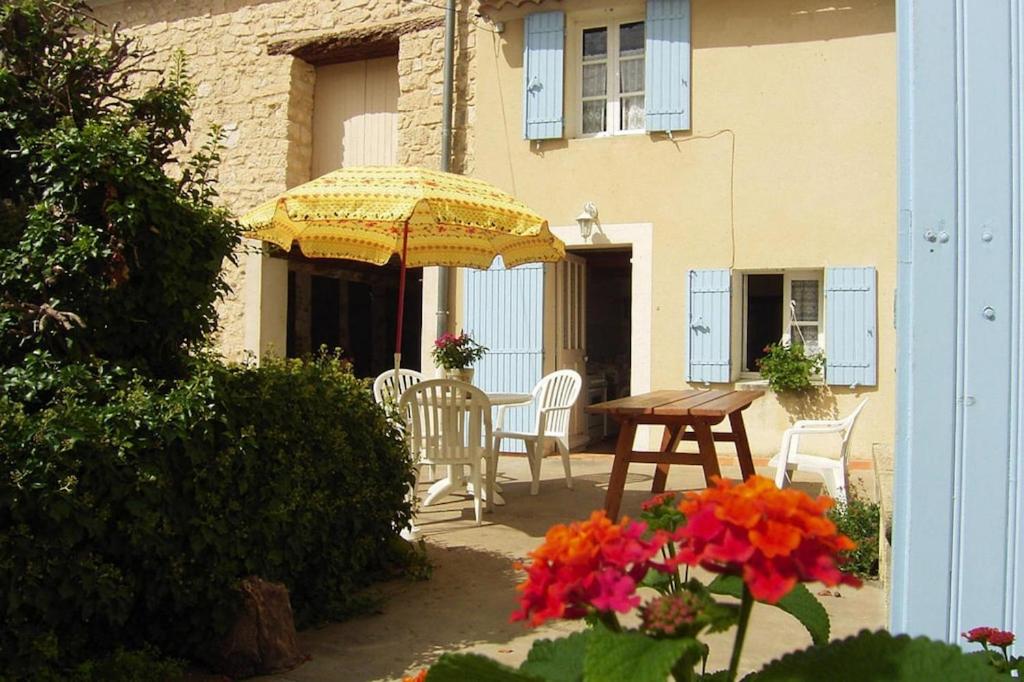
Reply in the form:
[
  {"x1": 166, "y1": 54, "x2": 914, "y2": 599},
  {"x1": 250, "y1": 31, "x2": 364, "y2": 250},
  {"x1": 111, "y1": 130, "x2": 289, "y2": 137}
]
[
  {"x1": 583, "y1": 28, "x2": 607, "y2": 61},
  {"x1": 620, "y1": 95, "x2": 645, "y2": 130},
  {"x1": 582, "y1": 100, "x2": 607, "y2": 134},
  {"x1": 582, "y1": 63, "x2": 607, "y2": 97},
  {"x1": 790, "y1": 280, "x2": 819, "y2": 322},
  {"x1": 791, "y1": 325, "x2": 820, "y2": 353},
  {"x1": 619, "y1": 58, "x2": 644, "y2": 94},
  {"x1": 619, "y1": 21, "x2": 644, "y2": 57}
]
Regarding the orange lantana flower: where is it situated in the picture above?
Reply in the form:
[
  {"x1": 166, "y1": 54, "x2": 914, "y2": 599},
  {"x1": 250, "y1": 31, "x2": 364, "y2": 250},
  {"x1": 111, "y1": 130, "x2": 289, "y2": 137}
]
[
  {"x1": 511, "y1": 510, "x2": 669, "y2": 626},
  {"x1": 401, "y1": 669, "x2": 428, "y2": 682},
  {"x1": 675, "y1": 476, "x2": 861, "y2": 603}
]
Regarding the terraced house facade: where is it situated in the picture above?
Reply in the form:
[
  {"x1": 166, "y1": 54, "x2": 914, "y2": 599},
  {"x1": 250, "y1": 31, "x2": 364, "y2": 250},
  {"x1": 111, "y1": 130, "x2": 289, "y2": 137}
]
[{"x1": 96, "y1": 0, "x2": 896, "y2": 495}]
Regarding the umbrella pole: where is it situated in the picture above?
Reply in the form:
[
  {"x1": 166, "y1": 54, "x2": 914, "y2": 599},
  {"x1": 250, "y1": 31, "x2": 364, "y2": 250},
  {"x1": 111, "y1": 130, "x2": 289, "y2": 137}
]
[{"x1": 394, "y1": 220, "x2": 410, "y2": 387}]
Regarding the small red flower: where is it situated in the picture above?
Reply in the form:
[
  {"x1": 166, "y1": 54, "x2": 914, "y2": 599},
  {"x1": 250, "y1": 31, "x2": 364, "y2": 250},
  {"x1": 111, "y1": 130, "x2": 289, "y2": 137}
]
[
  {"x1": 963, "y1": 626, "x2": 996, "y2": 644},
  {"x1": 989, "y1": 630, "x2": 1015, "y2": 647},
  {"x1": 641, "y1": 492, "x2": 677, "y2": 511},
  {"x1": 673, "y1": 476, "x2": 861, "y2": 603},
  {"x1": 966, "y1": 627, "x2": 1015, "y2": 648},
  {"x1": 402, "y1": 669, "x2": 428, "y2": 682}
]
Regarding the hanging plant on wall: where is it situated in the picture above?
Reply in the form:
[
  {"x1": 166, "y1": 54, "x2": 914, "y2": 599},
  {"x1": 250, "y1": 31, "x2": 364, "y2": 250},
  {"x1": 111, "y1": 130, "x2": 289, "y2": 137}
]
[{"x1": 757, "y1": 342, "x2": 825, "y2": 392}]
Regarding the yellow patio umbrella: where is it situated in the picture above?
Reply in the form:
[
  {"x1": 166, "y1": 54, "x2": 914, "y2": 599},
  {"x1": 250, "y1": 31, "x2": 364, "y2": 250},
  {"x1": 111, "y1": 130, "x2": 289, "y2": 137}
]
[{"x1": 240, "y1": 165, "x2": 565, "y2": 377}]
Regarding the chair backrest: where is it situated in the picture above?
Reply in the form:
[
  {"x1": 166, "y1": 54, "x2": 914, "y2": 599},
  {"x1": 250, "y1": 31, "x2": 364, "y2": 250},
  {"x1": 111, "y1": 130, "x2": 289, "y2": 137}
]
[
  {"x1": 373, "y1": 369, "x2": 425, "y2": 405},
  {"x1": 837, "y1": 398, "x2": 869, "y2": 462},
  {"x1": 532, "y1": 369, "x2": 583, "y2": 436},
  {"x1": 398, "y1": 379, "x2": 493, "y2": 465}
]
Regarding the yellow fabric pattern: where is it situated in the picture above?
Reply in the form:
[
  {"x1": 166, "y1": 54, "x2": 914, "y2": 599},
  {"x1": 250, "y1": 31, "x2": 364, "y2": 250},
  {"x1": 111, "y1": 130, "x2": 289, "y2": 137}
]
[{"x1": 240, "y1": 166, "x2": 565, "y2": 268}]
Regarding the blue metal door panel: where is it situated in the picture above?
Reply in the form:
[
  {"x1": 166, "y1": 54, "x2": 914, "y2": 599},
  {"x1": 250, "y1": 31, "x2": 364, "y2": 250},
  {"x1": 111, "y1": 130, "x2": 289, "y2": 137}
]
[
  {"x1": 464, "y1": 258, "x2": 543, "y2": 452},
  {"x1": 894, "y1": 0, "x2": 1023, "y2": 642}
]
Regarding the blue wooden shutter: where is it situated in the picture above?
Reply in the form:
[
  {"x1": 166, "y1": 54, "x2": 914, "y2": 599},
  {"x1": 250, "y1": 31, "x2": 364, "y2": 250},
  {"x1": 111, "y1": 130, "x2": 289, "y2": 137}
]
[
  {"x1": 825, "y1": 267, "x2": 877, "y2": 387},
  {"x1": 523, "y1": 11, "x2": 565, "y2": 140},
  {"x1": 464, "y1": 258, "x2": 543, "y2": 452},
  {"x1": 687, "y1": 269, "x2": 731, "y2": 382},
  {"x1": 645, "y1": 0, "x2": 691, "y2": 132}
]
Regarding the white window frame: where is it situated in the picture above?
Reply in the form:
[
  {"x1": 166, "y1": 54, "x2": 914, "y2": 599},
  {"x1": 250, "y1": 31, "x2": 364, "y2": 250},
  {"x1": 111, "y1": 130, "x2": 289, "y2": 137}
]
[
  {"x1": 737, "y1": 269, "x2": 825, "y2": 379},
  {"x1": 576, "y1": 17, "x2": 646, "y2": 138}
]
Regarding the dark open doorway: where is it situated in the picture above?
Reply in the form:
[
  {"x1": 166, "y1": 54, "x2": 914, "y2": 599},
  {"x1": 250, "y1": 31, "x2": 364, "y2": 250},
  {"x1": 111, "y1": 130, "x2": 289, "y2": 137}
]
[
  {"x1": 582, "y1": 248, "x2": 631, "y2": 447},
  {"x1": 284, "y1": 251, "x2": 421, "y2": 378}
]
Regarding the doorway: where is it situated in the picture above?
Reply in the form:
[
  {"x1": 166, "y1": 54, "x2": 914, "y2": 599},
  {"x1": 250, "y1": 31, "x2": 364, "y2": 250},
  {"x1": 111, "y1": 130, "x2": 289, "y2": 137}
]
[
  {"x1": 555, "y1": 248, "x2": 632, "y2": 448},
  {"x1": 285, "y1": 252, "x2": 422, "y2": 378}
]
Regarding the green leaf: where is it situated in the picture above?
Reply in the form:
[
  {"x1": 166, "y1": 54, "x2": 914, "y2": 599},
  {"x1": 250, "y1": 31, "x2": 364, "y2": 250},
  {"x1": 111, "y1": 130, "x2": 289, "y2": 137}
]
[
  {"x1": 708, "y1": 576, "x2": 829, "y2": 646},
  {"x1": 519, "y1": 631, "x2": 589, "y2": 682},
  {"x1": 744, "y1": 629, "x2": 1007, "y2": 681},
  {"x1": 584, "y1": 624, "x2": 701, "y2": 682},
  {"x1": 640, "y1": 566, "x2": 675, "y2": 593},
  {"x1": 427, "y1": 653, "x2": 542, "y2": 682},
  {"x1": 699, "y1": 671, "x2": 731, "y2": 682}
]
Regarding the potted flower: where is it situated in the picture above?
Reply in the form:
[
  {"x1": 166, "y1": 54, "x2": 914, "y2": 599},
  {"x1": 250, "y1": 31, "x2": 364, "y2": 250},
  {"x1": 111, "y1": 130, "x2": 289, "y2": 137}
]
[
  {"x1": 757, "y1": 341, "x2": 825, "y2": 392},
  {"x1": 431, "y1": 331, "x2": 487, "y2": 383}
]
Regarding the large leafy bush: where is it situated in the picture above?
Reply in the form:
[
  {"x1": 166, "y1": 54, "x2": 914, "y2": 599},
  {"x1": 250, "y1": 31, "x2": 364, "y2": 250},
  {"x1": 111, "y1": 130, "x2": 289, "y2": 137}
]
[
  {"x1": 0, "y1": 353, "x2": 414, "y2": 677},
  {"x1": 0, "y1": 0, "x2": 237, "y2": 376}
]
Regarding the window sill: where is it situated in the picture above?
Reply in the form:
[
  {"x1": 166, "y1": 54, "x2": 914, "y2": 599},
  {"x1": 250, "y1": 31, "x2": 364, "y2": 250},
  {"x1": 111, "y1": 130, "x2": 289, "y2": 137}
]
[
  {"x1": 734, "y1": 376, "x2": 826, "y2": 391},
  {"x1": 574, "y1": 129, "x2": 647, "y2": 140}
]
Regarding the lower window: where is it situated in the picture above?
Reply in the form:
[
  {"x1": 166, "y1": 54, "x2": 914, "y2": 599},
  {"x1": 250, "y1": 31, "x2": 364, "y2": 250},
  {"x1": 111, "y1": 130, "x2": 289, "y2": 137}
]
[{"x1": 740, "y1": 271, "x2": 823, "y2": 373}]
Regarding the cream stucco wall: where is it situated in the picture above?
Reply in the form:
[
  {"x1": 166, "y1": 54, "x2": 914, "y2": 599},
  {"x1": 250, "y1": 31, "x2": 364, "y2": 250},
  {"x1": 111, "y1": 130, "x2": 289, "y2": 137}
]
[{"x1": 467, "y1": 0, "x2": 897, "y2": 466}]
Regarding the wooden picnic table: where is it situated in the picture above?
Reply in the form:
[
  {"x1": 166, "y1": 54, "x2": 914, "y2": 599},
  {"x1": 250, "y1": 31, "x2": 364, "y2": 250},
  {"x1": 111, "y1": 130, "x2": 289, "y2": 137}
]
[{"x1": 586, "y1": 389, "x2": 764, "y2": 520}]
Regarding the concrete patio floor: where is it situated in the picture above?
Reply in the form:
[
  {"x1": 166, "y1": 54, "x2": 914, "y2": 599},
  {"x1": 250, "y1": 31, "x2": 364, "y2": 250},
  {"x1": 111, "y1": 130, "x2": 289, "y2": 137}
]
[{"x1": 265, "y1": 450, "x2": 885, "y2": 682}]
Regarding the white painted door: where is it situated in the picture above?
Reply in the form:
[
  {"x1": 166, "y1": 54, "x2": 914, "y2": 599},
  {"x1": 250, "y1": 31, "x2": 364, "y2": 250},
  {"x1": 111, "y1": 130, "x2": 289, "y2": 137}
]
[
  {"x1": 312, "y1": 57, "x2": 398, "y2": 176},
  {"x1": 555, "y1": 253, "x2": 588, "y2": 448}
]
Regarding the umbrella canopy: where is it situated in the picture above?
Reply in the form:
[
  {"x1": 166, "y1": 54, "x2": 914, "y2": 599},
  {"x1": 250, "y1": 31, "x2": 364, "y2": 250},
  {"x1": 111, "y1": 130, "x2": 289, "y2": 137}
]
[
  {"x1": 240, "y1": 166, "x2": 565, "y2": 268},
  {"x1": 240, "y1": 166, "x2": 565, "y2": 378}
]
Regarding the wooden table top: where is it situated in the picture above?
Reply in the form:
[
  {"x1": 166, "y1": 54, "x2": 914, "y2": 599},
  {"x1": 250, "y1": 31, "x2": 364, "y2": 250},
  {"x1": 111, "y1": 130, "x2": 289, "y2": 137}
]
[{"x1": 586, "y1": 389, "x2": 763, "y2": 418}]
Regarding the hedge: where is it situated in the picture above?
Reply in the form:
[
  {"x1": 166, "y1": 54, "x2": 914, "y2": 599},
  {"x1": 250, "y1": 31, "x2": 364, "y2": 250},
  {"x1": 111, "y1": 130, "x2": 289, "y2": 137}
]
[{"x1": 0, "y1": 353, "x2": 414, "y2": 678}]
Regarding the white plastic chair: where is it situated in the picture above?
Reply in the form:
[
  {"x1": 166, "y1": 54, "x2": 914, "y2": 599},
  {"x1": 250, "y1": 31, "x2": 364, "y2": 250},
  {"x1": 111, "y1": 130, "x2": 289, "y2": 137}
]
[
  {"x1": 373, "y1": 368, "x2": 425, "y2": 405},
  {"x1": 493, "y1": 369, "x2": 583, "y2": 495},
  {"x1": 769, "y1": 399, "x2": 869, "y2": 505},
  {"x1": 399, "y1": 379, "x2": 494, "y2": 525}
]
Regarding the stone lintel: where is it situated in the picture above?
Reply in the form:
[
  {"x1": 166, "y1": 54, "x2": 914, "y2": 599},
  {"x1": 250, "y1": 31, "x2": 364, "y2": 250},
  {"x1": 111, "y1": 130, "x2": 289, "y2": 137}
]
[{"x1": 268, "y1": 16, "x2": 445, "y2": 66}]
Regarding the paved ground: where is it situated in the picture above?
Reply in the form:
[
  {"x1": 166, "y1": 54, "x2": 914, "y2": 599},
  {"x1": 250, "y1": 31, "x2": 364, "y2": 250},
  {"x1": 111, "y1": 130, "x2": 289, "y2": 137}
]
[{"x1": 265, "y1": 451, "x2": 884, "y2": 682}]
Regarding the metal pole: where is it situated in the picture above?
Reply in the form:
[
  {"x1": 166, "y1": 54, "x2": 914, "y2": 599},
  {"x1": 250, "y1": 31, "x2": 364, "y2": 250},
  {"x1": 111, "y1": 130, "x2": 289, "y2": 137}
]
[{"x1": 435, "y1": 0, "x2": 456, "y2": 338}]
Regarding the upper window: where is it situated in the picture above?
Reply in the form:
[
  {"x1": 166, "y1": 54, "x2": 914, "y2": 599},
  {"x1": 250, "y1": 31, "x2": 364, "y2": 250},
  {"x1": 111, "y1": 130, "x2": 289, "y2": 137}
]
[{"x1": 580, "y1": 21, "x2": 646, "y2": 135}]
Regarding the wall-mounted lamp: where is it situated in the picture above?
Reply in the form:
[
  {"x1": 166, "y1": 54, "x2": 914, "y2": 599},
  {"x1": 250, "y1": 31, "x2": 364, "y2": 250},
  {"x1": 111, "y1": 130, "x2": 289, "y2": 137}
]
[{"x1": 575, "y1": 202, "x2": 599, "y2": 240}]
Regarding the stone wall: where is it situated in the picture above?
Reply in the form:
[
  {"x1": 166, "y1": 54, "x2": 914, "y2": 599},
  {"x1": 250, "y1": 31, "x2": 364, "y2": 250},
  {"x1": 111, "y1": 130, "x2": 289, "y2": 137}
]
[{"x1": 92, "y1": 0, "x2": 477, "y2": 360}]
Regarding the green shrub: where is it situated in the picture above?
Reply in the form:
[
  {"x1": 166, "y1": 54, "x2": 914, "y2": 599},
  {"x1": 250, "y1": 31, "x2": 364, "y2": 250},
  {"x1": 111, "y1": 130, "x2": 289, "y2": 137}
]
[
  {"x1": 829, "y1": 496, "x2": 881, "y2": 578},
  {"x1": 0, "y1": 1, "x2": 238, "y2": 377},
  {"x1": 0, "y1": 353, "x2": 414, "y2": 678},
  {"x1": 756, "y1": 342, "x2": 825, "y2": 392}
]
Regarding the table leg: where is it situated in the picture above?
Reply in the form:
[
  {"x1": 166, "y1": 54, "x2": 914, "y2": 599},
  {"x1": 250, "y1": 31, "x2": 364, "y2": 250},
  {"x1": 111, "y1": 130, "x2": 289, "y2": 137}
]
[
  {"x1": 729, "y1": 411, "x2": 757, "y2": 481},
  {"x1": 604, "y1": 419, "x2": 637, "y2": 521},
  {"x1": 692, "y1": 419, "x2": 722, "y2": 485},
  {"x1": 652, "y1": 423, "x2": 685, "y2": 494}
]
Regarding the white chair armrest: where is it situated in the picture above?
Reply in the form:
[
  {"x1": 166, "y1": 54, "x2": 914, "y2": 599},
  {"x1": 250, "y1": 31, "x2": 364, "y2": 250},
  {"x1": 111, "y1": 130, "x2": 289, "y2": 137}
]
[
  {"x1": 495, "y1": 399, "x2": 535, "y2": 431},
  {"x1": 792, "y1": 419, "x2": 845, "y2": 429},
  {"x1": 786, "y1": 422, "x2": 846, "y2": 435},
  {"x1": 538, "y1": 405, "x2": 574, "y2": 415}
]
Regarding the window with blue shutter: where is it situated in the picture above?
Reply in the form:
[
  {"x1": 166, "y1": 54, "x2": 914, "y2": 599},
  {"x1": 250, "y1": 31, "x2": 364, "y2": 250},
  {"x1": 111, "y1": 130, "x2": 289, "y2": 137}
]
[
  {"x1": 687, "y1": 269, "x2": 731, "y2": 383},
  {"x1": 523, "y1": 11, "x2": 565, "y2": 140},
  {"x1": 645, "y1": 0, "x2": 691, "y2": 132},
  {"x1": 825, "y1": 266, "x2": 877, "y2": 387}
]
